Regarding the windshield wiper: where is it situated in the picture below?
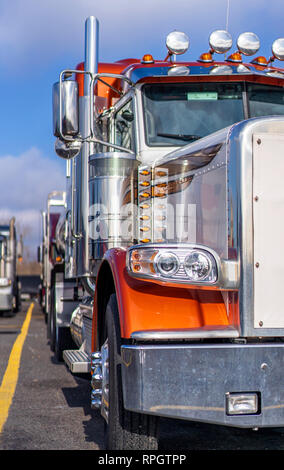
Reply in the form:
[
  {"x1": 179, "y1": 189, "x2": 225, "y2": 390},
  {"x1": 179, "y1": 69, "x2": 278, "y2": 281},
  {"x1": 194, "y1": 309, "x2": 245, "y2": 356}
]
[{"x1": 157, "y1": 132, "x2": 200, "y2": 142}]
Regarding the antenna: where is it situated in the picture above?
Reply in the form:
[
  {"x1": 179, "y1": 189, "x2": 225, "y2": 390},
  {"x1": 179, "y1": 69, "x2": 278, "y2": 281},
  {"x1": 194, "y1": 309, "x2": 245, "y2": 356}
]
[
  {"x1": 225, "y1": 0, "x2": 230, "y2": 59},
  {"x1": 226, "y1": 0, "x2": 230, "y2": 31}
]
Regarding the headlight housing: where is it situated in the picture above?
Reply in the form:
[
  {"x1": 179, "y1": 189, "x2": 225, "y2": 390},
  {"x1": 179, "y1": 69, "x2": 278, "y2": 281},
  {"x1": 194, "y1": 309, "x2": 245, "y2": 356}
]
[
  {"x1": 127, "y1": 244, "x2": 218, "y2": 284},
  {"x1": 0, "y1": 278, "x2": 12, "y2": 287}
]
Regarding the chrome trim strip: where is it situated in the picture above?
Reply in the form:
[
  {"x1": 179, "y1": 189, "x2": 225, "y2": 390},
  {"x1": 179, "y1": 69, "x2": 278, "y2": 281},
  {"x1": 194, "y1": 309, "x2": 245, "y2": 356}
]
[{"x1": 131, "y1": 326, "x2": 239, "y2": 341}]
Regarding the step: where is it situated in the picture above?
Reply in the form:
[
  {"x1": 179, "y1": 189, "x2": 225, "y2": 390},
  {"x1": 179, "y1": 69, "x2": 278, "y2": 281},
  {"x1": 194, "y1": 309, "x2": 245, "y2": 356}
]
[{"x1": 63, "y1": 349, "x2": 91, "y2": 373}]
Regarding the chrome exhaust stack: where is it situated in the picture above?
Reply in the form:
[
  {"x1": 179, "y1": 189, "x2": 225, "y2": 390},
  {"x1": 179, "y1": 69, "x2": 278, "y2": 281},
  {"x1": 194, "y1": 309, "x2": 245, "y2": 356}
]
[{"x1": 77, "y1": 17, "x2": 99, "y2": 278}]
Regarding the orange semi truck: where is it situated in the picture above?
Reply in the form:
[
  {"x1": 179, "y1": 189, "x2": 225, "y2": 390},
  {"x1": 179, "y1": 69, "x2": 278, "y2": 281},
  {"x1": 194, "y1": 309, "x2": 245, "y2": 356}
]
[{"x1": 51, "y1": 17, "x2": 284, "y2": 449}]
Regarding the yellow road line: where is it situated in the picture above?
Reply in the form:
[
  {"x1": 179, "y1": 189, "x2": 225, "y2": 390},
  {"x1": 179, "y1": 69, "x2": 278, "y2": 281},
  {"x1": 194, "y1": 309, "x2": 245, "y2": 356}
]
[{"x1": 0, "y1": 303, "x2": 34, "y2": 433}]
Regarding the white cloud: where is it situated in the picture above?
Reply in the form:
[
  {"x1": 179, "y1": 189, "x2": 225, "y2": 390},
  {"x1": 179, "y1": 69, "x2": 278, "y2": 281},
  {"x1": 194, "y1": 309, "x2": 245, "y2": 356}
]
[{"x1": 0, "y1": 148, "x2": 65, "y2": 258}]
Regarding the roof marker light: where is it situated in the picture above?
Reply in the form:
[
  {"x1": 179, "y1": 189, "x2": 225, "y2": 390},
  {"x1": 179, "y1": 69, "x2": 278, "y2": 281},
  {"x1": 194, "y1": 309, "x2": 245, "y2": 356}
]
[
  {"x1": 198, "y1": 52, "x2": 213, "y2": 63},
  {"x1": 251, "y1": 56, "x2": 268, "y2": 67},
  {"x1": 141, "y1": 54, "x2": 154, "y2": 64},
  {"x1": 226, "y1": 52, "x2": 242, "y2": 63}
]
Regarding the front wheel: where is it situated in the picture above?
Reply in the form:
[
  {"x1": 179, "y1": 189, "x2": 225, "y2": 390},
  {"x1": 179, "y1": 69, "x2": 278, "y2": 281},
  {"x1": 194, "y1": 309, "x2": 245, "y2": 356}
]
[{"x1": 102, "y1": 294, "x2": 159, "y2": 450}]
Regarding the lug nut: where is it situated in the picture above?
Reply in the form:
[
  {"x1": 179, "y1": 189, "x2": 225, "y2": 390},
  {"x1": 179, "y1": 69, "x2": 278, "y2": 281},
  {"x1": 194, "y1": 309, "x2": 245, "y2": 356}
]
[{"x1": 91, "y1": 389, "x2": 102, "y2": 409}]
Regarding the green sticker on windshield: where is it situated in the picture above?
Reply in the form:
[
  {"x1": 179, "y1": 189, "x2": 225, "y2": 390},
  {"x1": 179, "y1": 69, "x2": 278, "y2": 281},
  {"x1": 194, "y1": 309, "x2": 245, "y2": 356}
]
[{"x1": 187, "y1": 92, "x2": 218, "y2": 100}]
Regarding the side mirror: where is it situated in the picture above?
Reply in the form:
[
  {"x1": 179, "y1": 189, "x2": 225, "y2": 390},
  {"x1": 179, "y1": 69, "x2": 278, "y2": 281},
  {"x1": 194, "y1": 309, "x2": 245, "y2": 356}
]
[
  {"x1": 52, "y1": 80, "x2": 79, "y2": 138},
  {"x1": 54, "y1": 138, "x2": 81, "y2": 160},
  {"x1": 121, "y1": 109, "x2": 134, "y2": 122}
]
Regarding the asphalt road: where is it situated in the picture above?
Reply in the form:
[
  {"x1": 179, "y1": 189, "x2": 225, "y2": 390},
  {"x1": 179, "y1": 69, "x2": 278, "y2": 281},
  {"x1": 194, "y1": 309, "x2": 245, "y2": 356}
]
[{"x1": 0, "y1": 300, "x2": 284, "y2": 454}]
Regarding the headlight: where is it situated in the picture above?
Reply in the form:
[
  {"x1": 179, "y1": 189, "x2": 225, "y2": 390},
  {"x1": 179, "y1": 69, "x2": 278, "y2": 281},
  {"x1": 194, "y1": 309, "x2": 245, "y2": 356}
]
[
  {"x1": 155, "y1": 252, "x2": 179, "y2": 277},
  {"x1": 184, "y1": 251, "x2": 211, "y2": 281},
  {"x1": 127, "y1": 245, "x2": 218, "y2": 284},
  {"x1": 0, "y1": 278, "x2": 12, "y2": 287}
]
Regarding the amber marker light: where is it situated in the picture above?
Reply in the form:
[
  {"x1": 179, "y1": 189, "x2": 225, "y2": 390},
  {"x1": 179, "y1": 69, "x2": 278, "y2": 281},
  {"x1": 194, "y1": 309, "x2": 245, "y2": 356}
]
[
  {"x1": 132, "y1": 250, "x2": 141, "y2": 261},
  {"x1": 140, "y1": 192, "x2": 151, "y2": 198},
  {"x1": 227, "y1": 52, "x2": 242, "y2": 63},
  {"x1": 155, "y1": 170, "x2": 167, "y2": 177},
  {"x1": 251, "y1": 56, "x2": 268, "y2": 66},
  {"x1": 199, "y1": 52, "x2": 213, "y2": 63},
  {"x1": 133, "y1": 263, "x2": 142, "y2": 272},
  {"x1": 140, "y1": 203, "x2": 150, "y2": 210},
  {"x1": 141, "y1": 54, "x2": 154, "y2": 64}
]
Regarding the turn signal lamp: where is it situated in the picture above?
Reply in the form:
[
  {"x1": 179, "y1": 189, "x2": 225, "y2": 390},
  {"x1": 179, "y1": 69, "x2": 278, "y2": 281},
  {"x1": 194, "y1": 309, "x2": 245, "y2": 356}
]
[
  {"x1": 141, "y1": 54, "x2": 154, "y2": 64},
  {"x1": 129, "y1": 248, "x2": 158, "y2": 275}
]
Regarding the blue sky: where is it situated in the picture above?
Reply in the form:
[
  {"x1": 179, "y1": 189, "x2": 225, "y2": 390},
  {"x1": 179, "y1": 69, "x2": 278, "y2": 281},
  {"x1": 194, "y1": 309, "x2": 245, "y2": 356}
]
[{"x1": 0, "y1": 0, "x2": 283, "y2": 259}]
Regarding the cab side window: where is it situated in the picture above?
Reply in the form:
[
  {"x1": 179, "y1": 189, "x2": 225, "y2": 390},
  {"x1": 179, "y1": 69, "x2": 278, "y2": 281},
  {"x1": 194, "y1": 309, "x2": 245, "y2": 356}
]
[{"x1": 114, "y1": 100, "x2": 135, "y2": 151}]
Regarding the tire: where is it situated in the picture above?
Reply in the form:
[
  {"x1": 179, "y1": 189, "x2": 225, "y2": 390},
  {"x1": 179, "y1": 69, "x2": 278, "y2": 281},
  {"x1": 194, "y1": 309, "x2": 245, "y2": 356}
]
[
  {"x1": 103, "y1": 294, "x2": 159, "y2": 450},
  {"x1": 12, "y1": 278, "x2": 21, "y2": 313},
  {"x1": 55, "y1": 326, "x2": 75, "y2": 362},
  {"x1": 50, "y1": 282, "x2": 75, "y2": 361},
  {"x1": 49, "y1": 285, "x2": 56, "y2": 352}
]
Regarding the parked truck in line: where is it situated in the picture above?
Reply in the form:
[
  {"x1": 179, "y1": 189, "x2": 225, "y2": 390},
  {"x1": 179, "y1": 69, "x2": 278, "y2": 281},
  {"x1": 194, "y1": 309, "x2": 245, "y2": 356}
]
[
  {"x1": 39, "y1": 190, "x2": 79, "y2": 359},
  {"x1": 50, "y1": 17, "x2": 284, "y2": 449},
  {"x1": 0, "y1": 217, "x2": 21, "y2": 315}
]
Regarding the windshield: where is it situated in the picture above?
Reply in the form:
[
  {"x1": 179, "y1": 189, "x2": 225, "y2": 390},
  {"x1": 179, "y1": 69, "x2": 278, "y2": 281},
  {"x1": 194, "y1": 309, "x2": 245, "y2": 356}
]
[
  {"x1": 142, "y1": 82, "x2": 284, "y2": 147},
  {"x1": 248, "y1": 84, "x2": 284, "y2": 117}
]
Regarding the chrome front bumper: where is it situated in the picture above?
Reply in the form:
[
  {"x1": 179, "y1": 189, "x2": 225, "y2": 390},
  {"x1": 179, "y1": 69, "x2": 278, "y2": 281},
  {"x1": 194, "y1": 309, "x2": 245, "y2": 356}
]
[
  {"x1": 0, "y1": 286, "x2": 13, "y2": 311},
  {"x1": 121, "y1": 343, "x2": 284, "y2": 428}
]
